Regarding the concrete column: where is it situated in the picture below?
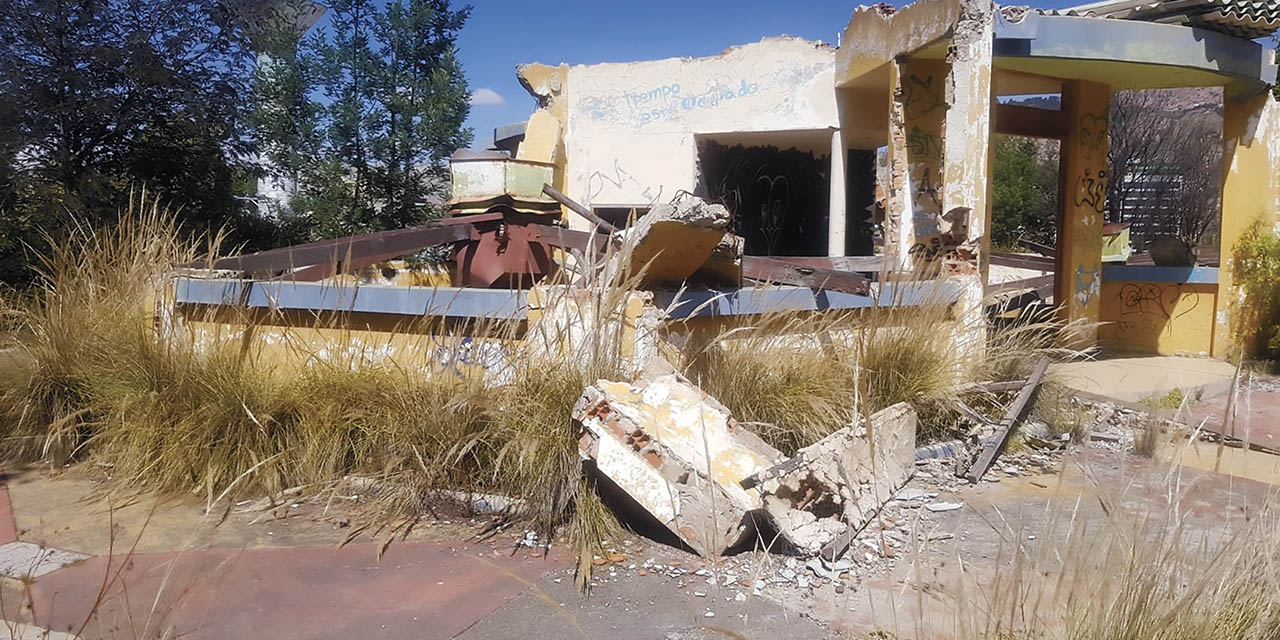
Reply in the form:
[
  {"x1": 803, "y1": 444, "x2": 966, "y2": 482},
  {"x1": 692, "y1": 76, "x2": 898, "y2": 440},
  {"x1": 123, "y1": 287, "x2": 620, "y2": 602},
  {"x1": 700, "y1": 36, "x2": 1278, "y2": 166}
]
[
  {"x1": 828, "y1": 128, "x2": 847, "y2": 257},
  {"x1": 1056, "y1": 80, "x2": 1111, "y2": 345},
  {"x1": 941, "y1": 0, "x2": 995, "y2": 280},
  {"x1": 887, "y1": 59, "x2": 949, "y2": 270},
  {"x1": 1216, "y1": 92, "x2": 1280, "y2": 358}
]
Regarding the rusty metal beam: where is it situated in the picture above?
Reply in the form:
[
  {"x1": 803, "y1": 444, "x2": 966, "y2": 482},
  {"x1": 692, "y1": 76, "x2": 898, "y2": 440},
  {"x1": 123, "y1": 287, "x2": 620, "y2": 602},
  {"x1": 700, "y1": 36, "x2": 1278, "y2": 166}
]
[
  {"x1": 990, "y1": 251, "x2": 1055, "y2": 271},
  {"x1": 994, "y1": 103, "x2": 1070, "y2": 139},
  {"x1": 542, "y1": 184, "x2": 620, "y2": 233},
  {"x1": 963, "y1": 357, "x2": 1049, "y2": 484},
  {"x1": 741, "y1": 257, "x2": 872, "y2": 296},
  {"x1": 195, "y1": 214, "x2": 499, "y2": 272}
]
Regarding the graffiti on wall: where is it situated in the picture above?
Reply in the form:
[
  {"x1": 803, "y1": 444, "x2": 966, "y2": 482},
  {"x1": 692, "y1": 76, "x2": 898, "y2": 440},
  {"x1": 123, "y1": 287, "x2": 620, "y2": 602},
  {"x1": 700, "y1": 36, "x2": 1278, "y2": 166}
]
[
  {"x1": 1074, "y1": 265, "x2": 1101, "y2": 308},
  {"x1": 434, "y1": 337, "x2": 514, "y2": 386},
  {"x1": 1078, "y1": 113, "x2": 1108, "y2": 162},
  {"x1": 1075, "y1": 168, "x2": 1107, "y2": 216},
  {"x1": 903, "y1": 74, "x2": 945, "y2": 119},
  {"x1": 1074, "y1": 112, "x2": 1109, "y2": 229},
  {"x1": 585, "y1": 59, "x2": 828, "y2": 130},
  {"x1": 586, "y1": 158, "x2": 663, "y2": 204},
  {"x1": 1114, "y1": 283, "x2": 1198, "y2": 339},
  {"x1": 905, "y1": 126, "x2": 943, "y2": 159},
  {"x1": 902, "y1": 73, "x2": 947, "y2": 255}
]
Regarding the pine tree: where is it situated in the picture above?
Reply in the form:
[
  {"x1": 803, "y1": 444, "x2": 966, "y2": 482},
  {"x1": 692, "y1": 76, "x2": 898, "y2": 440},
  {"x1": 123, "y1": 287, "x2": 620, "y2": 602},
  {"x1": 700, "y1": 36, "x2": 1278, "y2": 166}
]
[
  {"x1": 370, "y1": 0, "x2": 473, "y2": 230},
  {"x1": 255, "y1": 0, "x2": 474, "y2": 239}
]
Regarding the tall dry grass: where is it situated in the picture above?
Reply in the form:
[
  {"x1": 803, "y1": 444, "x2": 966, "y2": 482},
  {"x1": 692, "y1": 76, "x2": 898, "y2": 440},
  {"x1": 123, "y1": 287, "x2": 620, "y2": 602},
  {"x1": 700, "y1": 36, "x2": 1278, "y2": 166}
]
[
  {"x1": 697, "y1": 273, "x2": 1072, "y2": 450},
  {"x1": 0, "y1": 194, "x2": 632, "y2": 556}
]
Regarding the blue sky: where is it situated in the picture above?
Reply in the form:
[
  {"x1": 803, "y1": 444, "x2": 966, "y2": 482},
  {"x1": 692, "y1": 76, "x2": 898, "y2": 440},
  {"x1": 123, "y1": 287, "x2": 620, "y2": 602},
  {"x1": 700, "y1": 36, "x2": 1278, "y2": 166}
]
[{"x1": 454, "y1": 0, "x2": 1088, "y2": 148}]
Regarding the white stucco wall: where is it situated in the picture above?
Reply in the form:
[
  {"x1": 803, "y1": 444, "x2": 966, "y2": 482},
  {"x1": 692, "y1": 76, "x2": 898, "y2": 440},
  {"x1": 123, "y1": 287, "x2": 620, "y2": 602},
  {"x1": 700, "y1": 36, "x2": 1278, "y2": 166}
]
[{"x1": 560, "y1": 37, "x2": 838, "y2": 208}]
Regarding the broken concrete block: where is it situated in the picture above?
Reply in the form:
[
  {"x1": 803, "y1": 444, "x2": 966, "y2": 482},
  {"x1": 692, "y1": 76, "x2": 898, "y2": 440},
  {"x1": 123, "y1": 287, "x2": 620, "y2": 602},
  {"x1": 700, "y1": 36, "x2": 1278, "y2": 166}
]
[
  {"x1": 607, "y1": 196, "x2": 731, "y2": 287},
  {"x1": 760, "y1": 403, "x2": 917, "y2": 558},
  {"x1": 573, "y1": 373, "x2": 784, "y2": 556},
  {"x1": 690, "y1": 233, "x2": 744, "y2": 287}
]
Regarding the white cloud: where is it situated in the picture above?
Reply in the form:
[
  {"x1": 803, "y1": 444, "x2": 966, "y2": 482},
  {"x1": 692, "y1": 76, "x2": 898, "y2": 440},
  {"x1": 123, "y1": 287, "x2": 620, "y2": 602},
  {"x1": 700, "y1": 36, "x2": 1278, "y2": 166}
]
[{"x1": 470, "y1": 88, "x2": 504, "y2": 107}]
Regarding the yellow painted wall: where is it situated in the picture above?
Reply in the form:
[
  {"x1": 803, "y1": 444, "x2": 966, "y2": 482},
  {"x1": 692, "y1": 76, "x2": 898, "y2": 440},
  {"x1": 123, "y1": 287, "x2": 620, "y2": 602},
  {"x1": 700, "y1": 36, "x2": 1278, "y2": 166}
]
[
  {"x1": 1216, "y1": 93, "x2": 1280, "y2": 358},
  {"x1": 1098, "y1": 281, "x2": 1217, "y2": 355}
]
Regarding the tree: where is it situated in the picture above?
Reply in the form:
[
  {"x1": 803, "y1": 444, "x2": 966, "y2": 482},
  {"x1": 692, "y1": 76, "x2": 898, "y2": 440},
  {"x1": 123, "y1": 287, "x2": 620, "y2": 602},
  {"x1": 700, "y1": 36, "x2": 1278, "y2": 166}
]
[
  {"x1": 991, "y1": 135, "x2": 1059, "y2": 249},
  {"x1": 1107, "y1": 89, "x2": 1221, "y2": 248},
  {"x1": 0, "y1": 0, "x2": 262, "y2": 283},
  {"x1": 256, "y1": 0, "x2": 474, "y2": 239}
]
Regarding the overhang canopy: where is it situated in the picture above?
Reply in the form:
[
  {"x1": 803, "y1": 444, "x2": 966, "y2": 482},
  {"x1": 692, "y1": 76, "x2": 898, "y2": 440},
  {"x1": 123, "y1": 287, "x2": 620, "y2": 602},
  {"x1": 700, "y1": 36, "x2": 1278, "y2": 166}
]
[
  {"x1": 1061, "y1": 0, "x2": 1280, "y2": 40},
  {"x1": 993, "y1": 12, "x2": 1278, "y2": 97}
]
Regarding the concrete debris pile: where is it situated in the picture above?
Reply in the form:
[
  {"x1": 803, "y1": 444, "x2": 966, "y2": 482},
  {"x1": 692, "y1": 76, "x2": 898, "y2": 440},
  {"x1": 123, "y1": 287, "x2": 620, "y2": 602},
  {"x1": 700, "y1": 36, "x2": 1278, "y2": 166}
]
[{"x1": 573, "y1": 371, "x2": 917, "y2": 560}]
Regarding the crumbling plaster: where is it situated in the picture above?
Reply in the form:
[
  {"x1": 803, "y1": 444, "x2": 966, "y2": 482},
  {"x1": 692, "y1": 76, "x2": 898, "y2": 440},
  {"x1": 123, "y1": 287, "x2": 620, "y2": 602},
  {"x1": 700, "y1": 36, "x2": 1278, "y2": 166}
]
[{"x1": 520, "y1": 38, "x2": 838, "y2": 216}]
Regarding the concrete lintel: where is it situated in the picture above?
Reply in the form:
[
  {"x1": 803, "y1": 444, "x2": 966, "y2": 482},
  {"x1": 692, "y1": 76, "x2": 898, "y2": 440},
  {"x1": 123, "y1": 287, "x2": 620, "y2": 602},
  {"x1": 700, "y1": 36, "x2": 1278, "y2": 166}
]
[
  {"x1": 993, "y1": 13, "x2": 1277, "y2": 94},
  {"x1": 836, "y1": 0, "x2": 967, "y2": 87}
]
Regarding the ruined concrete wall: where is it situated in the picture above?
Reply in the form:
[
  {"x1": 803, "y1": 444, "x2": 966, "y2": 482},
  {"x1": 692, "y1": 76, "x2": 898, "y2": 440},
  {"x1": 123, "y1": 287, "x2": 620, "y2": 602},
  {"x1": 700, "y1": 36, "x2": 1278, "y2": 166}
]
[{"x1": 521, "y1": 38, "x2": 837, "y2": 215}]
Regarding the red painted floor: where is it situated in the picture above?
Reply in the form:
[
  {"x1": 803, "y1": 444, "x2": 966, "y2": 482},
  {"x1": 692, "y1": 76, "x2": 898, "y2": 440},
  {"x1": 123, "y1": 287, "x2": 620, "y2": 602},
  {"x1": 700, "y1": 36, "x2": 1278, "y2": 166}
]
[
  {"x1": 1186, "y1": 389, "x2": 1280, "y2": 448},
  {"x1": 0, "y1": 474, "x2": 17, "y2": 545},
  {"x1": 30, "y1": 541, "x2": 562, "y2": 639}
]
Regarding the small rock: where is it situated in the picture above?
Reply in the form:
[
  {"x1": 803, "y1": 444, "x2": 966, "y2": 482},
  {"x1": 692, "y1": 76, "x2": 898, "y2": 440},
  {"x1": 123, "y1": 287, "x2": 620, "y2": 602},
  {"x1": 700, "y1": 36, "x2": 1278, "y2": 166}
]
[
  {"x1": 704, "y1": 610, "x2": 715, "y2": 618},
  {"x1": 925, "y1": 501, "x2": 964, "y2": 513}
]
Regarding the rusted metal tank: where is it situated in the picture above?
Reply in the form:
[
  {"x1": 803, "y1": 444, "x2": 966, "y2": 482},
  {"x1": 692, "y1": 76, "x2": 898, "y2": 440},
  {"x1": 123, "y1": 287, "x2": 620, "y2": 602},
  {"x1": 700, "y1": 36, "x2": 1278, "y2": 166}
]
[{"x1": 447, "y1": 151, "x2": 562, "y2": 288}]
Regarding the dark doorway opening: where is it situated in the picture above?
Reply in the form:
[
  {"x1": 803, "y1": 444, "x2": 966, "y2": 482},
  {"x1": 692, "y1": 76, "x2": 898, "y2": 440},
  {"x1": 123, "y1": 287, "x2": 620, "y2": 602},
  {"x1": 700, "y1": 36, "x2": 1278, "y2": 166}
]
[{"x1": 697, "y1": 138, "x2": 830, "y2": 256}]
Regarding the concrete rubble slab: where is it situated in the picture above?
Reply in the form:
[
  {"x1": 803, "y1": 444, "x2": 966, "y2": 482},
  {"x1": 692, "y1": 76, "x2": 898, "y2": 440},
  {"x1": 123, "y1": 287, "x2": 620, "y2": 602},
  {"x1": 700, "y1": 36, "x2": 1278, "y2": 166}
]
[
  {"x1": 606, "y1": 197, "x2": 734, "y2": 287},
  {"x1": 0, "y1": 542, "x2": 88, "y2": 579},
  {"x1": 760, "y1": 403, "x2": 918, "y2": 559},
  {"x1": 574, "y1": 372, "x2": 783, "y2": 556},
  {"x1": 575, "y1": 371, "x2": 919, "y2": 560}
]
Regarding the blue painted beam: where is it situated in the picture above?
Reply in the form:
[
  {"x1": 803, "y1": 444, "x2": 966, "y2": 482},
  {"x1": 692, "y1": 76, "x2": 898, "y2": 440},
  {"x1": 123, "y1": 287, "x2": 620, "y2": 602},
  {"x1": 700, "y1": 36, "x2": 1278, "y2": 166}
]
[
  {"x1": 175, "y1": 279, "x2": 528, "y2": 319},
  {"x1": 1100, "y1": 265, "x2": 1219, "y2": 285},
  {"x1": 176, "y1": 279, "x2": 959, "y2": 321},
  {"x1": 656, "y1": 282, "x2": 961, "y2": 319}
]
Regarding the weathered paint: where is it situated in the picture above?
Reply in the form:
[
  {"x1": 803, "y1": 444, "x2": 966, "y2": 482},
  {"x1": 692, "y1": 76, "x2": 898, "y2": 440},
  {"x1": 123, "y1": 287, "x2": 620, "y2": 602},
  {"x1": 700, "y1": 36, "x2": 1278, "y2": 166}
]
[
  {"x1": 1216, "y1": 92, "x2": 1280, "y2": 358},
  {"x1": 1056, "y1": 79, "x2": 1111, "y2": 344},
  {"x1": 835, "y1": 0, "x2": 965, "y2": 88},
  {"x1": 519, "y1": 38, "x2": 836, "y2": 215},
  {"x1": 448, "y1": 156, "x2": 556, "y2": 203},
  {"x1": 1099, "y1": 280, "x2": 1218, "y2": 356},
  {"x1": 942, "y1": 0, "x2": 995, "y2": 272},
  {"x1": 895, "y1": 59, "x2": 949, "y2": 266}
]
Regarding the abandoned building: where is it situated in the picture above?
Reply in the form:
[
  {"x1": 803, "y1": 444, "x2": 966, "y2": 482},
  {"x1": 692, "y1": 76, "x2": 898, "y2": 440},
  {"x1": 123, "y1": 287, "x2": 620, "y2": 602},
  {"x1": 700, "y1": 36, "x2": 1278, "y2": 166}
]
[
  {"x1": 152, "y1": 0, "x2": 1280, "y2": 567},
  {"x1": 499, "y1": 0, "x2": 1279, "y2": 358}
]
